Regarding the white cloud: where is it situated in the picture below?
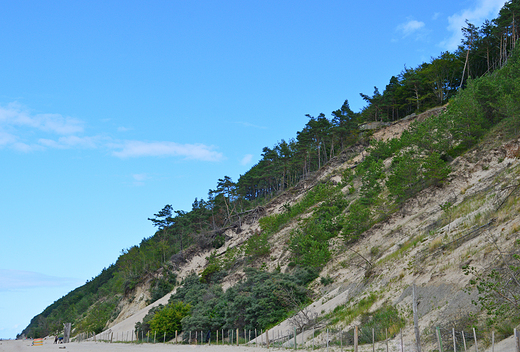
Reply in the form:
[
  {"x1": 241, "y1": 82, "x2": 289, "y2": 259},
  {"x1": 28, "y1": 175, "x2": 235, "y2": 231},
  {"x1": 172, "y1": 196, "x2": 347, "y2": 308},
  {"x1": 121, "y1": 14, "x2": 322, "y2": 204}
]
[
  {"x1": 440, "y1": 0, "x2": 508, "y2": 50},
  {"x1": 0, "y1": 103, "x2": 84, "y2": 135},
  {"x1": 133, "y1": 173, "x2": 148, "y2": 181},
  {"x1": 0, "y1": 269, "x2": 78, "y2": 291},
  {"x1": 235, "y1": 121, "x2": 267, "y2": 129},
  {"x1": 38, "y1": 135, "x2": 101, "y2": 149},
  {"x1": 0, "y1": 102, "x2": 85, "y2": 152},
  {"x1": 0, "y1": 102, "x2": 223, "y2": 162},
  {"x1": 396, "y1": 20, "x2": 425, "y2": 37},
  {"x1": 240, "y1": 154, "x2": 253, "y2": 165},
  {"x1": 131, "y1": 173, "x2": 149, "y2": 186},
  {"x1": 112, "y1": 140, "x2": 224, "y2": 161},
  {"x1": 117, "y1": 126, "x2": 132, "y2": 132}
]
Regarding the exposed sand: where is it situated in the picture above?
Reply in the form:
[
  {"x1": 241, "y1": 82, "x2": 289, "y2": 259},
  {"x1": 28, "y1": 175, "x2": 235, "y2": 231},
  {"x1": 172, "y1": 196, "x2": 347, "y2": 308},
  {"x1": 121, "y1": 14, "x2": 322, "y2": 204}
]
[
  {"x1": 0, "y1": 340, "x2": 267, "y2": 352},
  {"x1": 1, "y1": 337, "x2": 516, "y2": 352}
]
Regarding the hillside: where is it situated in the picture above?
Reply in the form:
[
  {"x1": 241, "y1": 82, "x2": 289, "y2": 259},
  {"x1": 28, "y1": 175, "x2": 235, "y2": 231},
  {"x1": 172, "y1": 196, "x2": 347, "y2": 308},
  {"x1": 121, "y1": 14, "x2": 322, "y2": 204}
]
[
  {"x1": 88, "y1": 104, "x2": 519, "y2": 350},
  {"x1": 19, "y1": 3, "x2": 520, "y2": 350}
]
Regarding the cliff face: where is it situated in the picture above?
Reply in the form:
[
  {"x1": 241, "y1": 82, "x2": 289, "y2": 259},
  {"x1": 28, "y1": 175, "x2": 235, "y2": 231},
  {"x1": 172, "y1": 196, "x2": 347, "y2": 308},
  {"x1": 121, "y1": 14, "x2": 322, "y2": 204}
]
[{"x1": 106, "y1": 108, "x2": 519, "y2": 349}]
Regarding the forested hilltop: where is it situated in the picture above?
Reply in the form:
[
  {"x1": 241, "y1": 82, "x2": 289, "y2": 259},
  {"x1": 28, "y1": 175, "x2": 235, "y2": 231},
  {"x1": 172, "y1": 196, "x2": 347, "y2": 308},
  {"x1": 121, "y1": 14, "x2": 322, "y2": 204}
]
[{"x1": 20, "y1": 1, "x2": 520, "y2": 345}]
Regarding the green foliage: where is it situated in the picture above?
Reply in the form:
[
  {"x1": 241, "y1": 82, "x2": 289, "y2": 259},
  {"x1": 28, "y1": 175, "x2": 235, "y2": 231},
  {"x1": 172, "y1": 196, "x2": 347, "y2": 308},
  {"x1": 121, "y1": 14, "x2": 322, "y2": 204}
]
[
  {"x1": 149, "y1": 302, "x2": 191, "y2": 341},
  {"x1": 244, "y1": 231, "x2": 271, "y2": 260},
  {"x1": 147, "y1": 270, "x2": 177, "y2": 304},
  {"x1": 138, "y1": 269, "x2": 313, "y2": 334},
  {"x1": 287, "y1": 186, "x2": 348, "y2": 269},
  {"x1": 359, "y1": 305, "x2": 405, "y2": 343},
  {"x1": 259, "y1": 182, "x2": 338, "y2": 234},
  {"x1": 329, "y1": 292, "x2": 378, "y2": 325},
  {"x1": 463, "y1": 241, "x2": 520, "y2": 326},
  {"x1": 75, "y1": 296, "x2": 120, "y2": 334}
]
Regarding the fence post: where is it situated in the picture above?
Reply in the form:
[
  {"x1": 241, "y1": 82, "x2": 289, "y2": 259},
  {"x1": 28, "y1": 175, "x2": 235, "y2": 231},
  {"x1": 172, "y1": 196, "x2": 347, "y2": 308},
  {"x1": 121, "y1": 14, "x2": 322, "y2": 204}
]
[
  {"x1": 413, "y1": 284, "x2": 422, "y2": 352},
  {"x1": 400, "y1": 329, "x2": 404, "y2": 352},
  {"x1": 354, "y1": 326, "x2": 358, "y2": 352},
  {"x1": 515, "y1": 328, "x2": 519, "y2": 352},
  {"x1": 453, "y1": 328, "x2": 456, "y2": 352},
  {"x1": 386, "y1": 328, "x2": 388, "y2": 352},
  {"x1": 372, "y1": 328, "x2": 375, "y2": 352},
  {"x1": 462, "y1": 331, "x2": 467, "y2": 351},
  {"x1": 267, "y1": 329, "x2": 270, "y2": 349},
  {"x1": 472, "y1": 328, "x2": 478, "y2": 352},
  {"x1": 326, "y1": 329, "x2": 329, "y2": 352},
  {"x1": 294, "y1": 327, "x2": 297, "y2": 350},
  {"x1": 436, "y1": 327, "x2": 443, "y2": 352}
]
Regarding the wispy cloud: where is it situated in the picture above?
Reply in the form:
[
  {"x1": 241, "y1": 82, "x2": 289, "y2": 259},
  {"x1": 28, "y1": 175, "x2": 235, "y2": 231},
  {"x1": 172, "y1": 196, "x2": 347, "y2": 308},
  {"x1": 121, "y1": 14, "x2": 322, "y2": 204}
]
[
  {"x1": 1, "y1": 102, "x2": 225, "y2": 162},
  {"x1": 38, "y1": 135, "x2": 103, "y2": 149},
  {"x1": 112, "y1": 140, "x2": 224, "y2": 161},
  {"x1": 234, "y1": 121, "x2": 267, "y2": 129},
  {"x1": 0, "y1": 102, "x2": 84, "y2": 135},
  {"x1": 0, "y1": 269, "x2": 79, "y2": 291},
  {"x1": 131, "y1": 173, "x2": 149, "y2": 186},
  {"x1": 396, "y1": 19, "x2": 426, "y2": 38},
  {"x1": 440, "y1": 0, "x2": 507, "y2": 50},
  {"x1": 0, "y1": 102, "x2": 85, "y2": 151},
  {"x1": 240, "y1": 154, "x2": 253, "y2": 166}
]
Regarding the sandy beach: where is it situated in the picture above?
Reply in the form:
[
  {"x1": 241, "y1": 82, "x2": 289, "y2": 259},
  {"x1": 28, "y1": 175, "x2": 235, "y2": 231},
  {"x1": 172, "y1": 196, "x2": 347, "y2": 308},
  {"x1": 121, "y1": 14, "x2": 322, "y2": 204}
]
[{"x1": 0, "y1": 340, "x2": 272, "y2": 352}]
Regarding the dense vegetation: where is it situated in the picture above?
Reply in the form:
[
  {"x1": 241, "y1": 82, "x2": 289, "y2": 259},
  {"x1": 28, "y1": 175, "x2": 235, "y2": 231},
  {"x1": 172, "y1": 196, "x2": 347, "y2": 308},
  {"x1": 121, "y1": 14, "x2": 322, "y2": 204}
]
[{"x1": 20, "y1": 0, "x2": 520, "y2": 339}]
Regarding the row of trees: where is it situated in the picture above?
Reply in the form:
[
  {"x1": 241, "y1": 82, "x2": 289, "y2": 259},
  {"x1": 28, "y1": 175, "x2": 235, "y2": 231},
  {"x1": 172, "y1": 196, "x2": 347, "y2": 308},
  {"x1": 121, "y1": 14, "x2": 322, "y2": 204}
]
[{"x1": 359, "y1": 0, "x2": 519, "y2": 122}]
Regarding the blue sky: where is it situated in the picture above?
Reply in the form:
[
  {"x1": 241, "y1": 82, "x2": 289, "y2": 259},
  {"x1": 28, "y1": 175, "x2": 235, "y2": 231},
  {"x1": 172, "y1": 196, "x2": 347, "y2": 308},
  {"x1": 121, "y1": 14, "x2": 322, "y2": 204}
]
[{"x1": 0, "y1": 0, "x2": 507, "y2": 339}]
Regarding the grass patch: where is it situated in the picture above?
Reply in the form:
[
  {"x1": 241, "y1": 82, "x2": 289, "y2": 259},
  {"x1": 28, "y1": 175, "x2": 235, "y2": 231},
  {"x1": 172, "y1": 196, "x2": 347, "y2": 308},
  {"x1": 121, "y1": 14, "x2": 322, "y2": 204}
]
[
  {"x1": 328, "y1": 292, "x2": 378, "y2": 325},
  {"x1": 377, "y1": 234, "x2": 426, "y2": 265}
]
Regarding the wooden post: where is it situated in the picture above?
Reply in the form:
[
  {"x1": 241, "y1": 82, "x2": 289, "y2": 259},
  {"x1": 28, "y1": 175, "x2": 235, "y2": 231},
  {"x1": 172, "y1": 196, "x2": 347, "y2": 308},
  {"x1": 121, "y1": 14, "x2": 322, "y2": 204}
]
[
  {"x1": 436, "y1": 327, "x2": 443, "y2": 352},
  {"x1": 462, "y1": 331, "x2": 467, "y2": 351},
  {"x1": 237, "y1": 328, "x2": 239, "y2": 346},
  {"x1": 400, "y1": 329, "x2": 404, "y2": 352},
  {"x1": 164, "y1": 331, "x2": 166, "y2": 343},
  {"x1": 472, "y1": 328, "x2": 478, "y2": 352},
  {"x1": 386, "y1": 328, "x2": 388, "y2": 352},
  {"x1": 313, "y1": 328, "x2": 315, "y2": 350},
  {"x1": 154, "y1": 331, "x2": 156, "y2": 344},
  {"x1": 354, "y1": 326, "x2": 358, "y2": 352},
  {"x1": 175, "y1": 330, "x2": 177, "y2": 344},
  {"x1": 491, "y1": 330, "x2": 494, "y2": 352},
  {"x1": 217, "y1": 330, "x2": 218, "y2": 345},
  {"x1": 514, "y1": 328, "x2": 519, "y2": 352},
  {"x1": 413, "y1": 284, "x2": 421, "y2": 352},
  {"x1": 294, "y1": 327, "x2": 297, "y2": 350},
  {"x1": 340, "y1": 330, "x2": 343, "y2": 352},
  {"x1": 326, "y1": 329, "x2": 329, "y2": 352},
  {"x1": 266, "y1": 329, "x2": 270, "y2": 349},
  {"x1": 372, "y1": 328, "x2": 375, "y2": 352},
  {"x1": 453, "y1": 328, "x2": 456, "y2": 352}
]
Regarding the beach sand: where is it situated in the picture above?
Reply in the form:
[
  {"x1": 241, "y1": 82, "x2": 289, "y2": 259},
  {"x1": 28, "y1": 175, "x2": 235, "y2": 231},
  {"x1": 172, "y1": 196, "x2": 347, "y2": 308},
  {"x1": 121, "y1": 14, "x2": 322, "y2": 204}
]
[{"x1": 0, "y1": 340, "x2": 268, "y2": 352}]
